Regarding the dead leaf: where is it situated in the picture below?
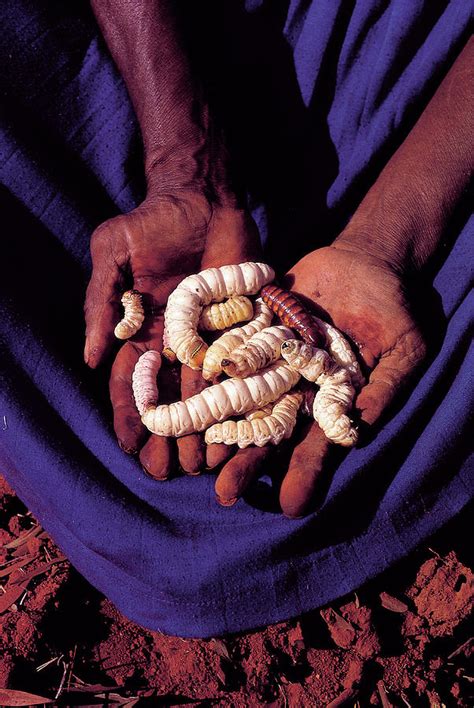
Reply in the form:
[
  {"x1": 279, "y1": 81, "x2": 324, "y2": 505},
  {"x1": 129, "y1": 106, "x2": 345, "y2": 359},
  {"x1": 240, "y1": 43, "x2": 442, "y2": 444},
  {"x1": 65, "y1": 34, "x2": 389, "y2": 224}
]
[
  {"x1": 326, "y1": 687, "x2": 358, "y2": 707},
  {"x1": 0, "y1": 555, "x2": 36, "y2": 578},
  {"x1": 320, "y1": 608, "x2": 356, "y2": 648},
  {"x1": 380, "y1": 592, "x2": 408, "y2": 613},
  {"x1": 0, "y1": 581, "x2": 29, "y2": 613},
  {"x1": 0, "y1": 688, "x2": 54, "y2": 705},
  {"x1": 208, "y1": 638, "x2": 231, "y2": 661},
  {"x1": 377, "y1": 680, "x2": 394, "y2": 708},
  {"x1": 10, "y1": 556, "x2": 67, "y2": 586},
  {"x1": 3, "y1": 525, "x2": 42, "y2": 549}
]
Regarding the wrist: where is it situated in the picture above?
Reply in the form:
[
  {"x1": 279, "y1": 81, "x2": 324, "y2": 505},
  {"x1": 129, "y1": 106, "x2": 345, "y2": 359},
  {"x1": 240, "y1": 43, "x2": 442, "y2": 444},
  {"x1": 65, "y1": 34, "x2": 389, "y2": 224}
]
[
  {"x1": 334, "y1": 176, "x2": 444, "y2": 276},
  {"x1": 145, "y1": 130, "x2": 240, "y2": 208}
]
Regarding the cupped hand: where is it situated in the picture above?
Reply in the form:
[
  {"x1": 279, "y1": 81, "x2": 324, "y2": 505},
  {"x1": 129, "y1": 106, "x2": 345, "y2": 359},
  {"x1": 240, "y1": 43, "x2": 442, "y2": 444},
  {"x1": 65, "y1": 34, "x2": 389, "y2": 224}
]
[
  {"x1": 84, "y1": 190, "x2": 262, "y2": 477},
  {"x1": 213, "y1": 243, "x2": 427, "y2": 517}
]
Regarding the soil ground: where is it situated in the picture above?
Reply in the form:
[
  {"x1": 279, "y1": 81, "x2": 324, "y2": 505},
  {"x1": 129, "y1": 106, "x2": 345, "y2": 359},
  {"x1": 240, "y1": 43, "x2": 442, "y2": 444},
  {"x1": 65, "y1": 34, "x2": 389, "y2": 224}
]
[{"x1": 1, "y1": 474, "x2": 472, "y2": 707}]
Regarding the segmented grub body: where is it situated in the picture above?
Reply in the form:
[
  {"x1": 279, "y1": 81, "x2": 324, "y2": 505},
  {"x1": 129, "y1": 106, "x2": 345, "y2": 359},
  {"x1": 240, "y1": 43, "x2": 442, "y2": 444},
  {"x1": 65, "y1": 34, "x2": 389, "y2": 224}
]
[
  {"x1": 114, "y1": 290, "x2": 145, "y2": 340},
  {"x1": 205, "y1": 391, "x2": 303, "y2": 448},
  {"x1": 199, "y1": 296, "x2": 253, "y2": 331},
  {"x1": 202, "y1": 298, "x2": 273, "y2": 380},
  {"x1": 221, "y1": 325, "x2": 294, "y2": 378},
  {"x1": 313, "y1": 316, "x2": 365, "y2": 389},
  {"x1": 132, "y1": 350, "x2": 162, "y2": 416},
  {"x1": 281, "y1": 340, "x2": 357, "y2": 446},
  {"x1": 162, "y1": 324, "x2": 177, "y2": 363},
  {"x1": 314, "y1": 369, "x2": 357, "y2": 447},
  {"x1": 164, "y1": 262, "x2": 274, "y2": 369},
  {"x1": 141, "y1": 361, "x2": 300, "y2": 437},
  {"x1": 260, "y1": 284, "x2": 326, "y2": 347},
  {"x1": 245, "y1": 405, "x2": 273, "y2": 420}
]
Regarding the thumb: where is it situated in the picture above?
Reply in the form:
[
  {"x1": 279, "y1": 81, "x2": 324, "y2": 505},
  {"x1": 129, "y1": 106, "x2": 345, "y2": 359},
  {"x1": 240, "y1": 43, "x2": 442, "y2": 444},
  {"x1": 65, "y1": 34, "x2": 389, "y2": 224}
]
[
  {"x1": 84, "y1": 228, "x2": 127, "y2": 368},
  {"x1": 355, "y1": 329, "x2": 426, "y2": 425}
]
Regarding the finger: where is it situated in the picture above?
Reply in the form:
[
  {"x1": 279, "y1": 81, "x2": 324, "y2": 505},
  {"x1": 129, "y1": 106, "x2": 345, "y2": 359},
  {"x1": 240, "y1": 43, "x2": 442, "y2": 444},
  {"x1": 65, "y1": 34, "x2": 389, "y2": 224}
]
[
  {"x1": 110, "y1": 342, "x2": 148, "y2": 454},
  {"x1": 215, "y1": 446, "x2": 272, "y2": 506},
  {"x1": 201, "y1": 210, "x2": 262, "y2": 267},
  {"x1": 139, "y1": 433, "x2": 174, "y2": 481},
  {"x1": 279, "y1": 421, "x2": 330, "y2": 518},
  {"x1": 355, "y1": 330, "x2": 427, "y2": 426},
  {"x1": 84, "y1": 231, "x2": 127, "y2": 368},
  {"x1": 206, "y1": 443, "x2": 235, "y2": 470},
  {"x1": 138, "y1": 360, "x2": 180, "y2": 479},
  {"x1": 176, "y1": 366, "x2": 208, "y2": 475}
]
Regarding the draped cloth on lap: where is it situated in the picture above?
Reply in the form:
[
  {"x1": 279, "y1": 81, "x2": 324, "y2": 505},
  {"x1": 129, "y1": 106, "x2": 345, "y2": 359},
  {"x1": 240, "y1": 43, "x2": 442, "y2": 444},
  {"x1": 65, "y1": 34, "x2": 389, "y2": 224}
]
[{"x1": 0, "y1": 0, "x2": 472, "y2": 636}]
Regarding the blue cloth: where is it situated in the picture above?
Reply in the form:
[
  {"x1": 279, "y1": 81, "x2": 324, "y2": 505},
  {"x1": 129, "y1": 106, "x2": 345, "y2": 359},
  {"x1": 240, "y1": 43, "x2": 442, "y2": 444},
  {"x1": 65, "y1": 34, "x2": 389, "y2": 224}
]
[{"x1": 0, "y1": 0, "x2": 472, "y2": 637}]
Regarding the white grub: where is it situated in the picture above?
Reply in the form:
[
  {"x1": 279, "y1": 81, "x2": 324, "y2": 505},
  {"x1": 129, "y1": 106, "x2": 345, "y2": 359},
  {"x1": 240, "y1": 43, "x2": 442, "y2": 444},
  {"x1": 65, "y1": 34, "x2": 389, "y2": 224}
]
[
  {"x1": 164, "y1": 262, "x2": 275, "y2": 370},
  {"x1": 141, "y1": 361, "x2": 300, "y2": 437},
  {"x1": 221, "y1": 325, "x2": 294, "y2": 378},
  {"x1": 312, "y1": 316, "x2": 365, "y2": 389},
  {"x1": 132, "y1": 350, "x2": 162, "y2": 416},
  {"x1": 244, "y1": 405, "x2": 273, "y2": 421},
  {"x1": 198, "y1": 295, "x2": 253, "y2": 331},
  {"x1": 114, "y1": 290, "x2": 145, "y2": 340},
  {"x1": 161, "y1": 323, "x2": 177, "y2": 363},
  {"x1": 205, "y1": 391, "x2": 303, "y2": 448},
  {"x1": 281, "y1": 340, "x2": 357, "y2": 446},
  {"x1": 202, "y1": 298, "x2": 273, "y2": 380}
]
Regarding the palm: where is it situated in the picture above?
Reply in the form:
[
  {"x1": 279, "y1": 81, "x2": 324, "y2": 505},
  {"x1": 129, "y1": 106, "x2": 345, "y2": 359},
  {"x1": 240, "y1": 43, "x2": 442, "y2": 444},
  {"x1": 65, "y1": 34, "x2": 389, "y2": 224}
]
[
  {"x1": 84, "y1": 191, "x2": 262, "y2": 476},
  {"x1": 214, "y1": 244, "x2": 427, "y2": 517},
  {"x1": 286, "y1": 245, "x2": 426, "y2": 422}
]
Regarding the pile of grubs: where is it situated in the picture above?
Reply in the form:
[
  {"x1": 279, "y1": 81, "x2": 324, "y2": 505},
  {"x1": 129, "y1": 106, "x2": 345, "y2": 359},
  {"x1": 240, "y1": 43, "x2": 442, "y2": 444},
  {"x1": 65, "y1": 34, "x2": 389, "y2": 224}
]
[{"x1": 114, "y1": 262, "x2": 365, "y2": 450}]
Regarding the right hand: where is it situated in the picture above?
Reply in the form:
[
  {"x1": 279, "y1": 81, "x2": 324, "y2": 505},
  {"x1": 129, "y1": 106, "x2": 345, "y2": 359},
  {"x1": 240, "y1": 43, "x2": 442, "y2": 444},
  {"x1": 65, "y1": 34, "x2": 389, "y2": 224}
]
[{"x1": 84, "y1": 190, "x2": 263, "y2": 478}]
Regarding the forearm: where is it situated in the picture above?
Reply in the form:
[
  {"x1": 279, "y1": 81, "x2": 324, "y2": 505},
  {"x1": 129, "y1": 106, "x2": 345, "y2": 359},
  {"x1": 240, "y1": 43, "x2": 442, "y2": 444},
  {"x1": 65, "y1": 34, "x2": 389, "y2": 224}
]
[
  {"x1": 90, "y1": 0, "x2": 230, "y2": 196},
  {"x1": 336, "y1": 37, "x2": 473, "y2": 273}
]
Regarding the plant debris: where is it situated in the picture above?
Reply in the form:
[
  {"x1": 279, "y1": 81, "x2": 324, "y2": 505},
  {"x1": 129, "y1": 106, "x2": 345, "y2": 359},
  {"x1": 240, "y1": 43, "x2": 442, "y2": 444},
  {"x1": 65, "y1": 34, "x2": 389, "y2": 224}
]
[{"x1": 379, "y1": 591, "x2": 409, "y2": 613}]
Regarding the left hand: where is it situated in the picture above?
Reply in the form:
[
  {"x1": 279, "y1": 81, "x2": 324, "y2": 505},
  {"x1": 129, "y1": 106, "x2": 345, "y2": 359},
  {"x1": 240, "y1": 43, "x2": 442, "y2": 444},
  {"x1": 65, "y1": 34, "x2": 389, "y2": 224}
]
[
  {"x1": 84, "y1": 189, "x2": 262, "y2": 478},
  {"x1": 213, "y1": 242, "x2": 427, "y2": 516}
]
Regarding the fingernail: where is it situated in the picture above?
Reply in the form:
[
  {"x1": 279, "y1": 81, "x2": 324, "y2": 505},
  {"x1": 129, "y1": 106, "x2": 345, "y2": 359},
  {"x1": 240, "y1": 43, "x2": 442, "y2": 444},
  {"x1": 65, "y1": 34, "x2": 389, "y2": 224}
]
[
  {"x1": 142, "y1": 465, "x2": 169, "y2": 481},
  {"x1": 216, "y1": 495, "x2": 238, "y2": 507},
  {"x1": 119, "y1": 441, "x2": 138, "y2": 455},
  {"x1": 85, "y1": 345, "x2": 100, "y2": 368},
  {"x1": 185, "y1": 469, "x2": 201, "y2": 476}
]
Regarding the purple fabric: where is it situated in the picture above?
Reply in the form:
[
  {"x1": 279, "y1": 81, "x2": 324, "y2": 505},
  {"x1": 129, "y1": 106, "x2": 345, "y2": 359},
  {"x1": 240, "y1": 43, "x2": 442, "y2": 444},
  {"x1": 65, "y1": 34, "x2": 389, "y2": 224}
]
[{"x1": 0, "y1": 0, "x2": 472, "y2": 637}]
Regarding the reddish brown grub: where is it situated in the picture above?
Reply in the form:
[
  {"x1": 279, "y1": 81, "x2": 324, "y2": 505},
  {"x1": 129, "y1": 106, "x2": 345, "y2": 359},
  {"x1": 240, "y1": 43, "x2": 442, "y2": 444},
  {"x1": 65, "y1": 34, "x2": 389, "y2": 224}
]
[{"x1": 260, "y1": 283, "x2": 326, "y2": 347}]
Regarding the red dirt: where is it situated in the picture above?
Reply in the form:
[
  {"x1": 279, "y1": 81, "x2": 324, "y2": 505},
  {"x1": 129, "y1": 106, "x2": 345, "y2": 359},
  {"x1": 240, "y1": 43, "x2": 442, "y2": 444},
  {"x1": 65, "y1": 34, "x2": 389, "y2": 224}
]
[{"x1": 1, "y1": 474, "x2": 473, "y2": 706}]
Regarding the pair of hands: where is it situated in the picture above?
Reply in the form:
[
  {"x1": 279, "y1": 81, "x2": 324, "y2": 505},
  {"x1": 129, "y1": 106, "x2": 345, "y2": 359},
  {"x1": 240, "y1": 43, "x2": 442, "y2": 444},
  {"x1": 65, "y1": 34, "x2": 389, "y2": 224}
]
[{"x1": 84, "y1": 189, "x2": 427, "y2": 517}]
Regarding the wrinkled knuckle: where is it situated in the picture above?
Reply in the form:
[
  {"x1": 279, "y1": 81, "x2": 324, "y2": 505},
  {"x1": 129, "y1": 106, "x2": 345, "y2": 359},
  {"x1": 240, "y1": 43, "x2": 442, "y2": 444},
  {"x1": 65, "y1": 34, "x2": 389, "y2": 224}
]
[
  {"x1": 412, "y1": 333, "x2": 428, "y2": 364},
  {"x1": 400, "y1": 329, "x2": 428, "y2": 369},
  {"x1": 90, "y1": 222, "x2": 113, "y2": 252},
  {"x1": 376, "y1": 371, "x2": 399, "y2": 391}
]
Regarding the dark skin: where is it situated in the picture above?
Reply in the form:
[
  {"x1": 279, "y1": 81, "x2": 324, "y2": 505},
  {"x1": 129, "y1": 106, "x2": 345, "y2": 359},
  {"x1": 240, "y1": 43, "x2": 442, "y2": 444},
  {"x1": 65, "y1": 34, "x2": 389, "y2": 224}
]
[
  {"x1": 214, "y1": 37, "x2": 473, "y2": 516},
  {"x1": 85, "y1": 0, "x2": 263, "y2": 477},
  {"x1": 85, "y1": 194, "x2": 261, "y2": 476},
  {"x1": 85, "y1": 2, "x2": 472, "y2": 510}
]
